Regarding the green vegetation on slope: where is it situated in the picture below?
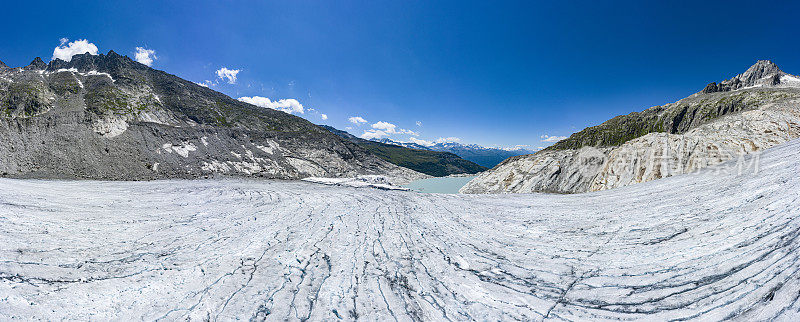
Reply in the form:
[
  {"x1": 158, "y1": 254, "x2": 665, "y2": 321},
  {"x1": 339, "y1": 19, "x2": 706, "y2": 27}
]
[{"x1": 546, "y1": 89, "x2": 798, "y2": 151}]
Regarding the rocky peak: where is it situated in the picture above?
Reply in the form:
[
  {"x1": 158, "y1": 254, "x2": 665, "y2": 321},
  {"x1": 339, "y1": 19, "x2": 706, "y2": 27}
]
[
  {"x1": 741, "y1": 60, "x2": 782, "y2": 81},
  {"x1": 106, "y1": 50, "x2": 121, "y2": 58},
  {"x1": 0, "y1": 59, "x2": 7, "y2": 69},
  {"x1": 46, "y1": 50, "x2": 135, "y2": 74},
  {"x1": 27, "y1": 57, "x2": 47, "y2": 70},
  {"x1": 702, "y1": 60, "x2": 786, "y2": 93}
]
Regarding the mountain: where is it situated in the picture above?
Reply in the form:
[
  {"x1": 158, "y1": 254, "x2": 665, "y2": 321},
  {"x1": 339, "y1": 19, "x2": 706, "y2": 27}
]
[
  {"x1": 462, "y1": 60, "x2": 800, "y2": 194},
  {"x1": 372, "y1": 138, "x2": 537, "y2": 168},
  {"x1": 0, "y1": 51, "x2": 425, "y2": 183},
  {"x1": 374, "y1": 138, "x2": 432, "y2": 150},
  {"x1": 426, "y1": 142, "x2": 536, "y2": 168},
  {"x1": 323, "y1": 126, "x2": 487, "y2": 176}
]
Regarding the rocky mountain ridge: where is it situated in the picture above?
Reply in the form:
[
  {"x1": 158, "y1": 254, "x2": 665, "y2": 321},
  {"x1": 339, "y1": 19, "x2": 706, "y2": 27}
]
[
  {"x1": 462, "y1": 60, "x2": 800, "y2": 194},
  {"x1": 372, "y1": 138, "x2": 537, "y2": 168},
  {"x1": 0, "y1": 51, "x2": 425, "y2": 183},
  {"x1": 701, "y1": 60, "x2": 798, "y2": 93},
  {"x1": 322, "y1": 126, "x2": 486, "y2": 176}
]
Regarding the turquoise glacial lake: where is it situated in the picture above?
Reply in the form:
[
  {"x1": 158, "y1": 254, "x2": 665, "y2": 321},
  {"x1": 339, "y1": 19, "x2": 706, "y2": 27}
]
[{"x1": 403, "y1": 176, "x2": 477, "y2": 194}]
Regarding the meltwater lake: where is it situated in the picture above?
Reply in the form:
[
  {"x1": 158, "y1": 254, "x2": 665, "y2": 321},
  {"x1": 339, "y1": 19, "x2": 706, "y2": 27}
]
[{"x1": 403, "y1": 176, "x2": 477, "y2": 194}]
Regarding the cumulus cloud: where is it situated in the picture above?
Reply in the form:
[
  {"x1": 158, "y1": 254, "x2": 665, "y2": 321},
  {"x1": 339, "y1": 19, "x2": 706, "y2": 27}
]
[
  {"x1": 370, "y1": 121, "x2": 418, "y2": 136},
  {"x1": 408, "y1": 137, "x2": 433, "y2": 146},
  {"x1": 195, "y1": 81, "x2": 211, "y2": 88},
  {"x1": 360, "y1": 121, "x2": 419, "y2": 139},
  {"x1": 52, "y1": 38, "x2": 98, "y2": 62},
  {"x1": 238, "y1": 96, "x2": 304, "y2": 114},
  {"x1": 216, "y1": 67, "x2": 240, "y2": 84},
  {"x1": 134, "y1": 47, "x2": 157, "y2": 66},
  {"x1": 320, "y1": 114, "x2": 328, "y2": 120},
  {"x1": 501, "y1": 144, "x2": 533, "y2": 151},
  {"x1": 348, "y1": 116, "x2": 368, "y2": 125},
  {"x1": 435, "y1": 137, "x2": 461, "y2": 144},
  {"x1": 371, "y1": 121, "x2": 396, "y2": 132},
  {"x1": 361, "y1": 130, "x2": 389, "y2": 140},
  {"x1": 540, "y1": 135, "x2": 568, "y2": 142}
]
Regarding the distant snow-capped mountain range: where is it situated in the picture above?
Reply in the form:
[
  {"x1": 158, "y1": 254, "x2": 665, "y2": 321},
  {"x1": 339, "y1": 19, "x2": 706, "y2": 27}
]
[{"x1": 371, "y1": 138, "x2": 537, "y2": 168}]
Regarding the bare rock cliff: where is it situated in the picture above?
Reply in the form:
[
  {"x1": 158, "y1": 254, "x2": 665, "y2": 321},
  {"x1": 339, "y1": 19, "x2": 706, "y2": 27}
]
[
  {"x1": 0, "y1": 52, "x2": 425, "y2": 183},
  {"x1": 462, "y1": 61, "x2": 800, "y2": 194}
]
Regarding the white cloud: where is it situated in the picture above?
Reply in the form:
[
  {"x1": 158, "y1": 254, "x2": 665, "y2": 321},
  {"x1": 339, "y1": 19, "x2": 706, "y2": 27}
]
[
  {"x1": 416, "y1": 121, "x2": 423, "y2": 127},
  {"x1": 371, "y1": 121, "x2": 397, "y2": 132},
  {"x1": 134, "y1": 47, "x2": 157, "y2": 66},
  {"x1": 370, "y1": 121, "x2": 418, "y2": 136},
  {"x1": 195, "y1": 80, "x2": 214, "y2": 87},
  {"x1": 358, "y1": 120, "x2": 421, "y2": 140},
  {"x1": 216, "y1": 67, "x2": 240, "y2": 84},
  {"x1": 501, "y1": 144, "x2": 533, "y2": 151},
  {"x1": 408, "y1": 137, "x2": 433, "y2": 146},
  {"x1": 435, "y1": 137, "x2": 461, "y2": 144},
  {"x1": 320, "y1": 114, "x2": 328, "y2": 120},
  {"x1": 361, "y1": 130, "x2": 389, "y2": 140},
  {"x1": 52, "y1": 38, "x2": 98, "y2": 62},
  {"x1": 541, "y1": 135, "x2": 567, "y2": 142},
  {"x1": 238, "y1": 96, "x2": 304, "y2": 114},
  {"x1": 348, "y1": 116, "x2": 368, "y2": 125}
]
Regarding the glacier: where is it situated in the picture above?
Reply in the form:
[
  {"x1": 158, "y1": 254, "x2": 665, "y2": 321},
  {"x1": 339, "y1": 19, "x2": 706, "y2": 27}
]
[{"x1": 1, "y1": 139, "x2": 800, "y2": 320}]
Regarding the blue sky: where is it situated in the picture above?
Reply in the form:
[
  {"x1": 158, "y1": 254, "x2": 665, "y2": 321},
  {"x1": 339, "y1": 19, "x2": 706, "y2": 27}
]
[{"x1": 1, "y1": 0, "x2": 799, "y2": 149}]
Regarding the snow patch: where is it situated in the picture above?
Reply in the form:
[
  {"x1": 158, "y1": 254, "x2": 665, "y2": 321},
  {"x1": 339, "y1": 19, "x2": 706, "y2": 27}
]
[
  {"x1": 780, "y1": 74, "x2": 800, "y2": 87},
  {"x1": 162, "y1": 142, "x2": 197, "y2": 158},
  {"x1": 48, "y1": 69, "x2": 114, "y2": 82},
  {"x1": 55, "y1": 68, "x2": 78, "y2": 73}
]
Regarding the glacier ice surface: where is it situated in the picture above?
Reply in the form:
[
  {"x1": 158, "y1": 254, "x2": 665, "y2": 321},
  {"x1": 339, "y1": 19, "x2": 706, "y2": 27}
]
[{"x1": 1, "y1": 140, "x2": 800, "y2": 320}]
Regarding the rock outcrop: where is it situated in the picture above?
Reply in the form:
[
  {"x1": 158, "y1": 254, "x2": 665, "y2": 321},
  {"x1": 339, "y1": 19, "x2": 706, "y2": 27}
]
[
  {"x1": 0, "y1": 51, "x2": 425, "y2": 184},
  {"x1": 702, "y1": 60, "x2": 788, "y2": 93},
  {"x1": 462, "y1": 61, "x2": 800, "y2": 194}
]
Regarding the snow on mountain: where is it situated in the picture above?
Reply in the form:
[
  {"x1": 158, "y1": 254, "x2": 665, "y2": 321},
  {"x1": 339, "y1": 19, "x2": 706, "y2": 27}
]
[
  {"x1": 2, "y1": 138, "x2": 799, "y2": 319},
  {"x1": 372, "y1": 138, "x2": 537, "y2": 168}
]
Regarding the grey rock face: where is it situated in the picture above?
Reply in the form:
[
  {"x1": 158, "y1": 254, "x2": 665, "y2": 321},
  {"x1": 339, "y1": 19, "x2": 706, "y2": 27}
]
[
  {"x1": 463, "y1": 61, "x2": 800, "y2": 194},
  {"x1": 702, "y1": 60, "x2": 788, "y2": 93},
  {"x1": 26, "y1": 57, "x2": 47, "y2": 70},
  {"x1": 0, "y1": 51, "x2": 425, "y2": 183}
]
